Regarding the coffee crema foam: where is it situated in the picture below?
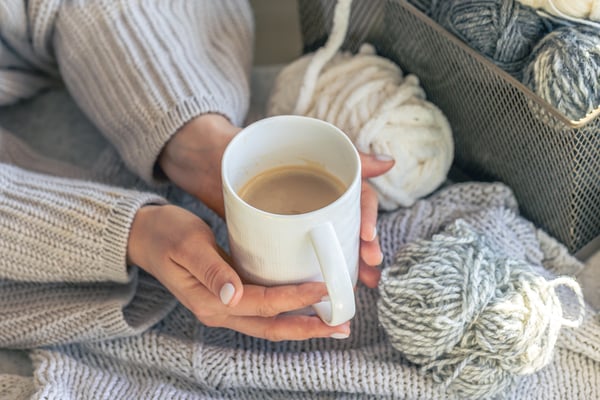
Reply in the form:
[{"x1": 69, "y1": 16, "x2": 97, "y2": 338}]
[{"x1": 238, "y1": 164, "x2": 346, "y2": 215}]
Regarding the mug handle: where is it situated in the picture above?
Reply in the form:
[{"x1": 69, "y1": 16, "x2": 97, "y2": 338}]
[{"x1": 309, "y1": 222, "x2": 356, "y2": 326}]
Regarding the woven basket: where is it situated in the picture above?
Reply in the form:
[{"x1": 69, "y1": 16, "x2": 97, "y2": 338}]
[{"x1": 297, "y1": 0, "x2": 600, "y2": 254}]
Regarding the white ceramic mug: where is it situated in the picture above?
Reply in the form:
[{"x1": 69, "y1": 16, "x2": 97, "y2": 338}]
[{"x1": 221, "y1": 115, "x2": 361, "y2": 326}]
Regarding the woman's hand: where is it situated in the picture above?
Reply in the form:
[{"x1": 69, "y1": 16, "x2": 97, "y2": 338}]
[{"x1": 127, "y1": 204, "x2": 351, "y2": 341}]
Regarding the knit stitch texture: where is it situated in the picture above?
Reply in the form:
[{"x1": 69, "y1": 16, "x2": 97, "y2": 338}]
[
  {"x1": 0, "y1": 1, "x2": 599, "y2": 399},
  {"x1": 3, "y1": 183, "x2": 598, "y2": 399}
]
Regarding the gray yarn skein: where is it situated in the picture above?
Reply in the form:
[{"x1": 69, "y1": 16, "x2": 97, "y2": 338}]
[
  {"x1": 426, "y1": 0, "x2": 550, "y2": 78},
  {"x1": 522, "y1": 25, "x2": 600, "y2": 121},
  {"x1": 377, "y1": 221, "x2": 581, "y2": 399}
]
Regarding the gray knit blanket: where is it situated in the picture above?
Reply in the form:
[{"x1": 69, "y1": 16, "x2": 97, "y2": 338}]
[{"x1": 2, "y1": 181, "x2": 599, "y2": 399}]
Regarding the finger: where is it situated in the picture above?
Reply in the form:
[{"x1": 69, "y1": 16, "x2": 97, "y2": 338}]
[
  {"x1": 221, "y1": 314, "x2": 352, "y2": 341},
  {"x1": 226, "y1": 282, "x2": 329, "y2": 317},
  {"x1": 152, "y1": 259, "x2": 225, "y2": 321},
  {"x1": 358, "y1": 259, "x2": 381, "y2": 289},
  {"x1": 360, "y1": 181, "x2": 379, "y2": 242},
  {"x1": 359, "y1": 151, "x2": 395, "y2": 179},
  {"x1": 173, "y1": 234, "x2": 244, "y2": 307},
  {"x1": 360, "y1": 236, "x2": 383, "y2": 267}
]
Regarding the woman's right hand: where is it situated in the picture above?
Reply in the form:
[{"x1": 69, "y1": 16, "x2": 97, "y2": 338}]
[{"x1": 127, "y1": 204, "x2": 351, "y2": 341}]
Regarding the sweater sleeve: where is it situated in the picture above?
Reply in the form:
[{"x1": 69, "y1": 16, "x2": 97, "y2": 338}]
[
  {"x1": 0, "y1": 125, "x2": 178, "y2": 346},
  {"x1": 0, "y1": 162, "x2": 167, "y2": 284},
  {"x1": 48, "y1": 0, "x2": 254, "y2": 183}
]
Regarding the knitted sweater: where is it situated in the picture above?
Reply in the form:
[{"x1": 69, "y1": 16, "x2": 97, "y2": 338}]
[
  {"x1": 1, "y1": 1, "x2": 599, "y2": 399},
  {"x1": 0, "y1": 0, "x2": 251, "y2": 394}
]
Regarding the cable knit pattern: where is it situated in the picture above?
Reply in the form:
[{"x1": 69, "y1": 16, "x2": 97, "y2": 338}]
[{"x1": 53, "y1": 0, "x2": 253, "y2": 182}]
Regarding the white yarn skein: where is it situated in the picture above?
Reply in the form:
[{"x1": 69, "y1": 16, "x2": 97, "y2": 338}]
[
  {"x1": 518, "y1": 0, "x2": 600, "y2": 22},
  {"x1": 268, "y1": 1, "x2": 454, "y2": 209}
]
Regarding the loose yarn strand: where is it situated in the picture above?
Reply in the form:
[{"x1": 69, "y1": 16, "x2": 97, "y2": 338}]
[
  {"x1": 549, "y1": 276, "x2": 586, "y2": 328},
  {"x1": 294, "y1": 0, "x2": 353, "y2": 115}
]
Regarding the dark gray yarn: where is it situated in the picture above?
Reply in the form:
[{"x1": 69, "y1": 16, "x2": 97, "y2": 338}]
[
  {"x1": 423, "y1": 0, "x2": 551, "y2": 78},
  {"x1": 522, "y1": 25, "x2": 600, "y2": 121}
]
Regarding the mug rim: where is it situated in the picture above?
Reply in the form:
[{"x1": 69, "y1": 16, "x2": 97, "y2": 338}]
[{"x1": 222, "y1": 115, "x2": 361, "y2": 220}]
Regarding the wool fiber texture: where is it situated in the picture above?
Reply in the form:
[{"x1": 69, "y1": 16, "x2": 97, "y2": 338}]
[{"x1": 523, "y1": 24, "x2": 600, "y2": 121}]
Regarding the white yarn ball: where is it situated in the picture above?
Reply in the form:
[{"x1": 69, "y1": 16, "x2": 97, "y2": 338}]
[
  {"x1": 267, "y1": 44, "x2": 454, "y2": 210},
  {"x1": 518, "y1": 0, "x2": 600, "y2": 21}
]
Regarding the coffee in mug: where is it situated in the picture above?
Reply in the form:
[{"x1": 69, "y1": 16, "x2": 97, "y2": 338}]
[{"x1": 238, "y1": 164, "x2": 346, "y2": 215}]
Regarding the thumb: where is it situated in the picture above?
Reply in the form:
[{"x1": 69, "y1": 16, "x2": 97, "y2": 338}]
[
  {"x1": 359, "y1": 151, "x2": 395, "y2": 178},
  {"x1": 187, "y1": 244, "x2": 244, "y2": 307}
]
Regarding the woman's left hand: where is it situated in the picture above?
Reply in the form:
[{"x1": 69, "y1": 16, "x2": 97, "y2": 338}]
[
  {"x1": 159, "y1": 114, "x2": 394, "y2": 288},
  {"x1": 357, "y1": 153, "x2": 394, "y2": 288}
]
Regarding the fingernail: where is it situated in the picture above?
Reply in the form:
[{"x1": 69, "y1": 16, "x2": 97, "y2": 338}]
[
  {"x1": 320, "y1": 295, "x2": 330, "y2": 303},
  {"x1": 219, "y1": 283, "x2": 235, "y2": 305},
  {"x1": 370, "y1": 227, "x2": 377, "y2": 241},
  {"x1": 374, "y1": 153, "x2": 394, "y2": 162},
  {"x1": 377, "y1": 251, "x2": 384, "y2": 265},
  {"x1": 330, "y1": 322, "x2": 351, "y2": 339},
  {"x1": 330, "y1": 332, "x2": 350, "y2": 339}
]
